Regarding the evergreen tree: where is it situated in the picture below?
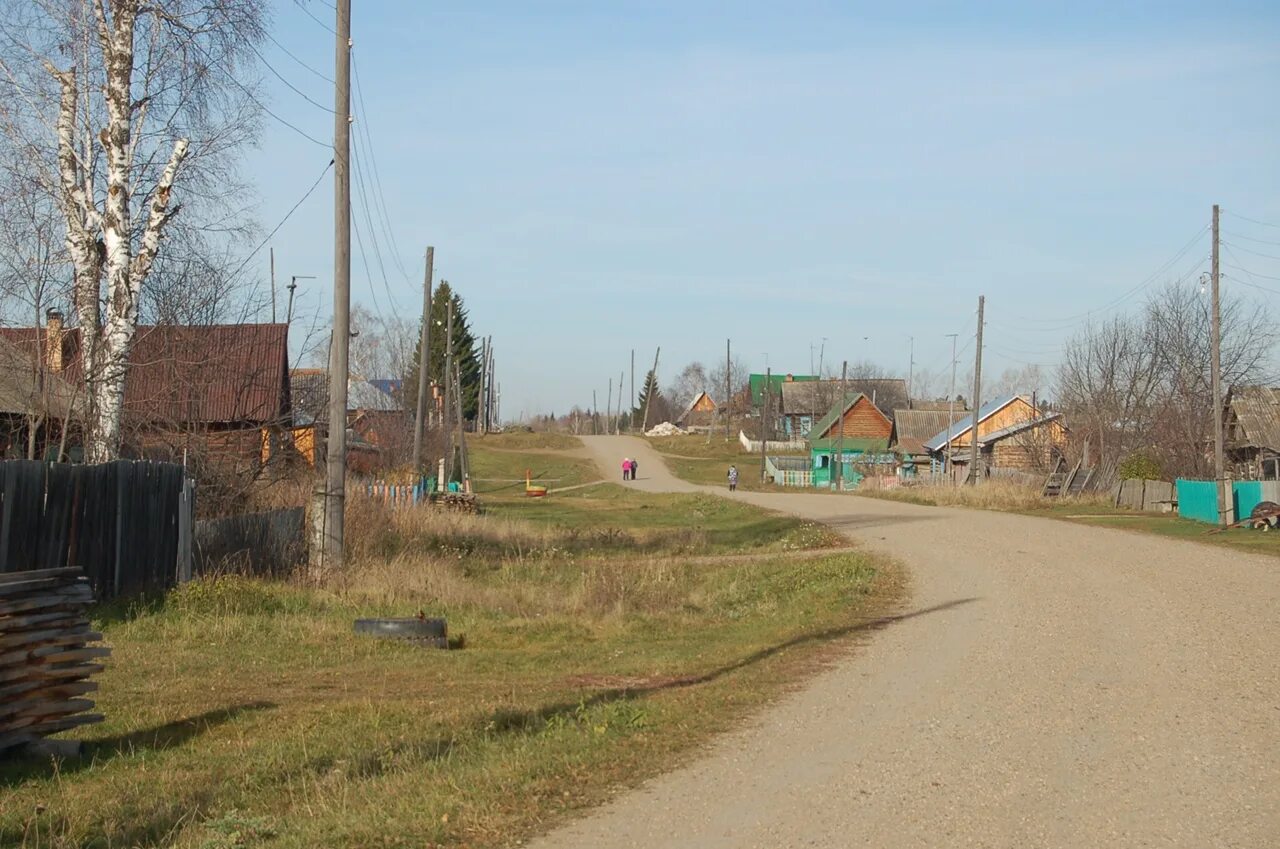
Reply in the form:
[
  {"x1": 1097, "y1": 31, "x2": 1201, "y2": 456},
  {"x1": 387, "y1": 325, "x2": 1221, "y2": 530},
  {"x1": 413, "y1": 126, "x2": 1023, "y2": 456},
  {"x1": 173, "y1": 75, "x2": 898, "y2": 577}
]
[
  {"x1": 634, "y1": 369, "x2": 670, "y2": 427},
  {"x1": 404, "y1": 281, "x2": 482, "y2": 422}
]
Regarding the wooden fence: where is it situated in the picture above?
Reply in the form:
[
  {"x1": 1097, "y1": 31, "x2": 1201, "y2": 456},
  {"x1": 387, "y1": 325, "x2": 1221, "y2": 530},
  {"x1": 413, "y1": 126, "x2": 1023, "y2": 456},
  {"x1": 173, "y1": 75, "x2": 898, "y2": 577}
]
[{"x1": 0, "y1": 460, "x2": 192, "y2": 600}]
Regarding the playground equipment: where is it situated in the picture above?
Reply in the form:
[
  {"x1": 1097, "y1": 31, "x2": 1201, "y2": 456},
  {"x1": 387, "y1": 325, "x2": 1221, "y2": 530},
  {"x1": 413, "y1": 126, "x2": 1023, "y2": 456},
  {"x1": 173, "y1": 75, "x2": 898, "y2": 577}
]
[{"x1": 525, "y1": 469, "x2": 548, "y2": 498}]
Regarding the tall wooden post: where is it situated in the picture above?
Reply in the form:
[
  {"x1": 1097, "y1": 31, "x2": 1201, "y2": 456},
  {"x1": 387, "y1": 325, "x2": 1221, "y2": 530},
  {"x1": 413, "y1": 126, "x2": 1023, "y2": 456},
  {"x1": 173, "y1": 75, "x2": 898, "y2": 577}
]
[
  {"x1": 1211, "y1": 203, "x2": 1227, "y2": 525},
  {"x1": 412, "y1": 246, "x2": 434, "y2": 469},
  {"x1": 968, "y1": 295, "x2": 985, "y2": 486}
]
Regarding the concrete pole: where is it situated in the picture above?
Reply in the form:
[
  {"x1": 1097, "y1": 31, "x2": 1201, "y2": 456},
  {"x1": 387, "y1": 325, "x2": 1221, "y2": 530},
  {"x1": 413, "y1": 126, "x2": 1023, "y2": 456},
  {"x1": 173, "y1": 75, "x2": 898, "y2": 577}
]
[{"x1": 412, "y1": 246, "x2": 433, "y2": 469}]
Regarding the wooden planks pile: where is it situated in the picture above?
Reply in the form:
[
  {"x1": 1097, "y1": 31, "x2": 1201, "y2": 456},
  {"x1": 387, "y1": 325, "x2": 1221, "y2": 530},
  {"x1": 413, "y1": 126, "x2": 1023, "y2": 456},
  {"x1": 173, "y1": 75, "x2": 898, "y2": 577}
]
[{"x1": 1, "y1": 567, "x2": 110, "y2": 754}]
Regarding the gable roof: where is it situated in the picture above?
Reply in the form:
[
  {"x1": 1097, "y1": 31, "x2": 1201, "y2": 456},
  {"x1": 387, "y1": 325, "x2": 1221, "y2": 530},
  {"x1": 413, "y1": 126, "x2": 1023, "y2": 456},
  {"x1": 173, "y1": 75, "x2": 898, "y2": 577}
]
[
  {"x1": 1227, "y1": 386, "x2": 1280, "y2": 452},
  {"x1": 780, "y1": 378, "x2": 908, "y2": 415},
  {"x1": 750, "y1": 373, "x2": 817, "y2": 406},
  {"x1": 676, "y1": 390, "x2": 716, "y2": 424},
  {"x1": 0, "y1": 323, "x2": 290, "y2": 425},
  {"x1": 976, "y1": 412, "x2": 1064, "y2": 446},
  {"x1": 892, "y1": 408, "x2": 971, "y2": 456},
  {"x1": 809, "y1": 392, "x2": 892, "y2": 440},
  {"x1": 923, "y1": 395, "x2": 1024, "y2": 452}
]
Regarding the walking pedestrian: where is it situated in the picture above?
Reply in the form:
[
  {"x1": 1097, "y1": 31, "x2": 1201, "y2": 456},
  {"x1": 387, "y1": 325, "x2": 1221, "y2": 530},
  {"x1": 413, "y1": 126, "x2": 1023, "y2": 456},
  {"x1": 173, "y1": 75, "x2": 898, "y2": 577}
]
[
  {"x1": 631, "y1": 458, "x2": 638, "y2": 480},
  {"x1": 622, "y1": 458, "x2": 631, "y2": 481},
  {"x1": 727, "y1": 465, "x2": 738, "y2": 492}
]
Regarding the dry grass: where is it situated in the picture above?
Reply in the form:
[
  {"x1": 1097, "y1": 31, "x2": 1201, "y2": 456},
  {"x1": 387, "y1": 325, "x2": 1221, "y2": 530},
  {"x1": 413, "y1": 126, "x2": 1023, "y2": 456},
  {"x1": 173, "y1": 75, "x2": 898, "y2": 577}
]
[
  {"x1": 1, "y1": 488, "x2": 898, "y2": 849},
  {"x1": 858, "y1": 479, "x2": 1111, "y2": 512}
]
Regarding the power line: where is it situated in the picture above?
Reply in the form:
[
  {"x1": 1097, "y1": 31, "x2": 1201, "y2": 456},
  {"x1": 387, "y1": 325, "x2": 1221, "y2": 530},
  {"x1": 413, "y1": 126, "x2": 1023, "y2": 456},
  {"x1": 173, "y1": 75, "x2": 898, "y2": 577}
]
[
  {"x1": 250, "y1": 44, "x2": 336, "y2": 113},
  {"x1": 266, "y1": 32, "x2": 335, "y2": 84},
  {"x1": 1013, "y1": 225, "x2": 1209, "y2": 328},
  {"x1": 223, "y1": 158, "x2": 334, "y2": 289},
  {"x1": 351, "y1": 52, "x2": 413, "y2": 282},
  {"x1": 350, "y1": 135, "x2": 401, "y2": 311},
  {"x1": 1224, "y1": 210, "x2": 1280, "y2": 230},
  {"x1": 1222, "y1": 229, "x2": 1280, "y2": 249},
  {"x1": 293, "y1": 0, "x2": 337, "y2": 35},
  {"x1": 1221, "y1": 240, "x2": 1280, "y2": 263}
]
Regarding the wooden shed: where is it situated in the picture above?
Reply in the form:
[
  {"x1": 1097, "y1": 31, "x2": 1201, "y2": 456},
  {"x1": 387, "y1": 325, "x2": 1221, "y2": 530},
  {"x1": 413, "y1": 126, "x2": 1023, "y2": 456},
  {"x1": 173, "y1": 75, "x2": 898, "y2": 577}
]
[
  {"x1": 675, "y1": 391, "x2": 717, "y2": 429},
  {"x1": 924, "y1": 395, "x2": 1066, "y2": 480}
]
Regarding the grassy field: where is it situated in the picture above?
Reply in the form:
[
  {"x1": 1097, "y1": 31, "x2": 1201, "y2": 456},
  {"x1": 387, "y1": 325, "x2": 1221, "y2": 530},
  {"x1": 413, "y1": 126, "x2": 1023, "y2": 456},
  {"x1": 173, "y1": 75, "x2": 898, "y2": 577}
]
[
  {"x1": 471, "y1": 431, "x2": 584, "y2": 452},
  {"x1": 466, "y1": 441, "x2": 598, "y2": 494},
  {"x1": 2, "y1": 486, "x2": 899, "y2": 848},
  {"x1": 646, "y1": 434, "x2": 803, "y2": 492}
]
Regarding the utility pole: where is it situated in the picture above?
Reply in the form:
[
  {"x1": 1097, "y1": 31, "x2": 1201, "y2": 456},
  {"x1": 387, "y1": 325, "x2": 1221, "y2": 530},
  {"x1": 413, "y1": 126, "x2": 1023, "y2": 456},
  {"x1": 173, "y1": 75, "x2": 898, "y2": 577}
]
[
  {"x1": 724, "y1": 339, "x2": 731, "y2": 440},
  {"x1": 593, "y1": 389, "x2": 599, "y2": 435},
  {"x1": 835, "y1": 360, "x2": 848, "y2": 490},
  {"x1": 443, "y1": 295, "x2": 454, "y2": 484},
  {"x1": 818, "y1": 338, "x2": 827, "y2": 377},
  {"x1": 270, "y1": 247, "x2": 277, "y2": 323},
  {"x1": 761, "y1": 366, "x2": 771, "y2": 483},
  {"x1": 412, "y1": 246, "x2": 434, "y2": 470},
  {"x1": 968, "y1": 296, "x2": 985, "y2": 486},
  {"x1": 642, "y1": 347, "x2": 660, "y2": 433},
  {"x1": 946, "y1": 333, "x2": 958, "y2": 483},
  {"x1": 606, "y1": 379, "x2": 612, "y2": 435},
  {"x1": 287, "y1": 275, "x2": 314, "y2": 327},
  {"x1": 907, "y1": 336, "x2": 915, "y2": 405},
  {"x1": 320, "y1": 0, "x2": 352, "y2": 572},
  {"x1": 630, "y1": 349, "x2": 635, "y2": 431},
  {"x1": 453, "y1": 362, "x2": 470, "y2": 491},
  {"x1": 1211, "y1": 203, "x2": 1227, "y2": 526},
  {"x1": 476, "y1": 337, "x2": 487, "y2": 434},
  {"x1": 617, "y1": 370, "x2": 625, "y2": 433}
]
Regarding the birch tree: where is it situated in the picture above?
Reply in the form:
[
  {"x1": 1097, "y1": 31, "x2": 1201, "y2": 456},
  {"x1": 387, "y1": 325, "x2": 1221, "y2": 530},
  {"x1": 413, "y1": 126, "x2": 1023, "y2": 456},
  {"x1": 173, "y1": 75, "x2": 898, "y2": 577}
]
[{"x1": 0, "y1": 0, "x2": 266, "y2": 461}]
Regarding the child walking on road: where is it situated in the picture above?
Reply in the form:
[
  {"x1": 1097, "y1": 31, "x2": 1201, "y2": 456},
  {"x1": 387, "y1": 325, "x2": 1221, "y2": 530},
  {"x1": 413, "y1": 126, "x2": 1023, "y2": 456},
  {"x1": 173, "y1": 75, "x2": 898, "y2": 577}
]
[{"x1": 727, "y1": 465, "x2": 738, "y2": 492}]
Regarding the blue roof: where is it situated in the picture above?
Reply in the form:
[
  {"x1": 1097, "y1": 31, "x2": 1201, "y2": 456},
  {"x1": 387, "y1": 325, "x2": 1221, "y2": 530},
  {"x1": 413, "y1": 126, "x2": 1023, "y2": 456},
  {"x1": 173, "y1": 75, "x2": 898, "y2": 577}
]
[{"x1": 922, "y1": 395, "x2": 1019, "y2": 452}]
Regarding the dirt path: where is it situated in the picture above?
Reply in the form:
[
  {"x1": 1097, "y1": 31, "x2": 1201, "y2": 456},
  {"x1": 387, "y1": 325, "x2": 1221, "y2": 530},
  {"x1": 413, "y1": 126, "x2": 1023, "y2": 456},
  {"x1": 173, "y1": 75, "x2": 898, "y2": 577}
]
[{"x1": 531, "y1": 435, "x2": 1280, "y2": 848}]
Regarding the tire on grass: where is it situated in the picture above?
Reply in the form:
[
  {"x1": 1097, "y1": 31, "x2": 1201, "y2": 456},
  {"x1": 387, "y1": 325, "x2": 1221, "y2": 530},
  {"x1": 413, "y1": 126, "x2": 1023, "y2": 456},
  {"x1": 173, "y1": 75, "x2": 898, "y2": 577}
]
[{"x1": 354, "y1": 617, "x2": 448, "y2": 646}]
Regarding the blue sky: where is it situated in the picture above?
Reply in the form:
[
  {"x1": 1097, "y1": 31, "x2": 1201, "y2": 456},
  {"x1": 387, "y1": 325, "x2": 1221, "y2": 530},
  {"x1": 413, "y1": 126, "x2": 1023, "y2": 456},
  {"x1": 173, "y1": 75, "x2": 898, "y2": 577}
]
[{"x1": 248, "y1": 1, "x2": 1280, "y2": 418}]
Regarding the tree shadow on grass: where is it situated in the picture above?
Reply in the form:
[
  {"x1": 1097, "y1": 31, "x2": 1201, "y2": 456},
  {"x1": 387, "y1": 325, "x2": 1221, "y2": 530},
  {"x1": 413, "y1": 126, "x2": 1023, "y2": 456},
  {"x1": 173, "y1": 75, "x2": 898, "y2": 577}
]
[{"x1": 0, "y1": 701, "x2": 276, "y2": 788}]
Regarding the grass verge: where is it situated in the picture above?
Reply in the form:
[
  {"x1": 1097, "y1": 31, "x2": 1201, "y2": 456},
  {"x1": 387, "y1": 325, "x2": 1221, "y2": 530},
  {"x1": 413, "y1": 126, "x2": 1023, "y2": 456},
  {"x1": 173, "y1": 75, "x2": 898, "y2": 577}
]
[
  {"x1": 645, "y1": 434, "x2": 801, "y2": 492},
  {"x1": 2, "y1": 488, "x2": 899, "y2": 849}
]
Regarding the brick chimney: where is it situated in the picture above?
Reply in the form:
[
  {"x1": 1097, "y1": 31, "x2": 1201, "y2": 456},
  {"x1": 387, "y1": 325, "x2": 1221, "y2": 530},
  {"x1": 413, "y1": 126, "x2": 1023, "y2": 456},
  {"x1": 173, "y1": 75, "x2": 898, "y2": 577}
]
[{"x1": 45, "y1": 309, "x2": 64, "y2": 372}]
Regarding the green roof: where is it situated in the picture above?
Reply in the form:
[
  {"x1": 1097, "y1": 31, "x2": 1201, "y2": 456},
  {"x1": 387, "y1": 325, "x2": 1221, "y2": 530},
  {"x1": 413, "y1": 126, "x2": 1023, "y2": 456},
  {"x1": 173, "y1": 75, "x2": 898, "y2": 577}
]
[
  {"x1": 749, "y1": 373, "x2": 817, "y2": 406},
  {"x1": 809, "y1": 392, "x2": 869, "y2": 440}
]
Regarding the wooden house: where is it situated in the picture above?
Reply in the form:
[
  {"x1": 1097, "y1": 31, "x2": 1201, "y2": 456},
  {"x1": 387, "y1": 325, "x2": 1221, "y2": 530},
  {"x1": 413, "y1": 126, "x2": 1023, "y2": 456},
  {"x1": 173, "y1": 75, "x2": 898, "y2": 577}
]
[
  {"x1": 0, "y1": 326, "x2": 82, "y2": 459},
  {"x1": 778, "y1": 378, "x2": 907, "y2": 438},
  {"x1": 806, "y1": 394, "x2": 894, "y2": 487},
  {"x1": 892, "y1": 407, "x2": 971, "y2": 478},
  {"x1": 1225, "y1": 386, "x2": 1280, "y2": 479},
  {"x1": 675, "y1": 391, "x2": 717, "y2": 430},
  {"x1": 0, "y1": 316, "x2": 290, "y2": 466},
  {"x1": 923, "y1": 395, "x2": 1066, "y2": 480}
]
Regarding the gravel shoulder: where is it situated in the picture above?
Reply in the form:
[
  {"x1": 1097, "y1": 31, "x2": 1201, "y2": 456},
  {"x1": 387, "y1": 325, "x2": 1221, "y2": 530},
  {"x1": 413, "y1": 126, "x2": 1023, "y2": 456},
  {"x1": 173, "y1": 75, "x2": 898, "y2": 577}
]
[{"x1": 531, "y1": 435, "x2": 1280, "y2": 849}]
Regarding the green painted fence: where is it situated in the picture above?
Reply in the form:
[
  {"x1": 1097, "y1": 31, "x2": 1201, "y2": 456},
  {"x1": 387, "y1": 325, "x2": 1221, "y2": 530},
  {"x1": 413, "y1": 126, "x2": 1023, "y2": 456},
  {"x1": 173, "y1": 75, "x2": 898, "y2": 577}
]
[{"x1": 1176, "y1": 479, "x2": 1267, "y2": 524}]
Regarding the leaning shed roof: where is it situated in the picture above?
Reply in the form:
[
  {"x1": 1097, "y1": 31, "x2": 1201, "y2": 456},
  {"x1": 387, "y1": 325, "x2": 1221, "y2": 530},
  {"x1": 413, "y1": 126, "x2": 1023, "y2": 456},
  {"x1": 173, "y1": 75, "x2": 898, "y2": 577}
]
[
  {"x1": 0, "y1": 334, "x2": 80, "y2": 420},
  {"x1": 1228, "y1": 386, "x2": 1280, "y2": 452},
  {"x1": 892, "y1": 408, "x2": 971, "y2": 456},
  {"x1": 923, "y1": 395, "x2": 1022, "y2": 452}
]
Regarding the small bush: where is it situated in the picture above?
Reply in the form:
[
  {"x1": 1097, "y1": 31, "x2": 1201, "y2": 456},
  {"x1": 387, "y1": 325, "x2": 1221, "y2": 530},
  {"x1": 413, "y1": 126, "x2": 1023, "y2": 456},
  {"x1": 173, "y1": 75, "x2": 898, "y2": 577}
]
[
  {"x1": 169, "y1": 574, "x2": 318, "y2": 617},
  {"x1": 1118, "y1": 453, "x2": 1163, "y2": 481}
]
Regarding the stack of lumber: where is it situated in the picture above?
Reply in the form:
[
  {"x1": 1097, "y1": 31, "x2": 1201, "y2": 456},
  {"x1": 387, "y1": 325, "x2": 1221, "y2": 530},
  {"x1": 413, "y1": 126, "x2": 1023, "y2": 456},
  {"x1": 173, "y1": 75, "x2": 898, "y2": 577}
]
[{"x1": 0, "y1": 567, "x2": 109, "y2": 754}]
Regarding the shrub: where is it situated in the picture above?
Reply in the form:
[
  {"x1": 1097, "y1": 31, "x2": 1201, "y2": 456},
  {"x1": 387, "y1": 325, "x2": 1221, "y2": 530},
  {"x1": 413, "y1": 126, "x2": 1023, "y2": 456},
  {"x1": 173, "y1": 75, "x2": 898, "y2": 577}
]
[{"x1": 1118, "y1": 453, "x2": 1163, "y2": 481}]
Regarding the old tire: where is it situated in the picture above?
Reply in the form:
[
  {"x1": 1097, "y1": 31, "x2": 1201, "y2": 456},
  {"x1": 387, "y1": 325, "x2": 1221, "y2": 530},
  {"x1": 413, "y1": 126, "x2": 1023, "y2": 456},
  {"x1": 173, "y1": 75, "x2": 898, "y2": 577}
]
[{"x1": 354, "y1": 617, "x2": 447, "y2": 641}]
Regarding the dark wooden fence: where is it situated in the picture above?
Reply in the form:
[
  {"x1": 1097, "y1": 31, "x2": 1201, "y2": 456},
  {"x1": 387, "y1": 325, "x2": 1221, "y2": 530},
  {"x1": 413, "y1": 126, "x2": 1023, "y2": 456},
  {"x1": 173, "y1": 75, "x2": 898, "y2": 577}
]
[{"x1": 0, "y1": 460, "x2": 192, "y2": 600}]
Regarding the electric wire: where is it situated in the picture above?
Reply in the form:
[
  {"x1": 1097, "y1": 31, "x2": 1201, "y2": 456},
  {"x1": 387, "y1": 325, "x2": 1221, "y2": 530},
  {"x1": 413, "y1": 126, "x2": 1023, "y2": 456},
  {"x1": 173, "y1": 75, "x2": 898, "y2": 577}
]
[
  {"x1": 250, "y1": 44, "x2": 336, "y2": 113},
  {"x1": 266, "y1": 32, "x2": 335, "y2": 84},
  {"x1": 1225, "y1": 210, "x2": 1280, "y2": 230},
  {"x1": 1222, "y1": 229, "x2": 1280, "y2": 249},
  {"x1": 223, "y1": 158, "x2": 334, "y2": 288},
  {"x1": 294, "y1": 0, "x2": 337, "y2": 36},
  {"x1": 1221, "y1": 241, "x2": 1280, "y2": 263},
  {"x1": 351, "y1": 51, "x2": 414, "y2": 283}
]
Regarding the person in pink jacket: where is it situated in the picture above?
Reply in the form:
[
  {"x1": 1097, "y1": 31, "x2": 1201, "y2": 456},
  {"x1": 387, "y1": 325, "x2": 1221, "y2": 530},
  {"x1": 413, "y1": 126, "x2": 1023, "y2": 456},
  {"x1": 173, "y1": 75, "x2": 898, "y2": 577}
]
[{"x1": 621, "y1": 458, "x2": 631, "y2": 481}]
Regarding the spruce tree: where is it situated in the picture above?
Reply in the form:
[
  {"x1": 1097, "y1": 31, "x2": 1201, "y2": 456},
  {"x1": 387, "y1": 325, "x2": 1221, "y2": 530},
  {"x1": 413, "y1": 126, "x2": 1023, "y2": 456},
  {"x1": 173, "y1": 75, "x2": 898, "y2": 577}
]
[
  {"x1": 635, "y1": 369, "x2": 669, "y2": 427},
  {"x1": 404, "y1": 281, "x2": 482, "y2": 422}
]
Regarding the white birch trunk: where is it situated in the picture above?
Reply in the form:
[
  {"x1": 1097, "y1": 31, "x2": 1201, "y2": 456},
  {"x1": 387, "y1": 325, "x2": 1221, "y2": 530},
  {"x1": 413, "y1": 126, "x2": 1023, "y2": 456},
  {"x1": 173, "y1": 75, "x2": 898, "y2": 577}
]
[{"x1": 47, "y1": 0, "x2": 189, "y2": 463}]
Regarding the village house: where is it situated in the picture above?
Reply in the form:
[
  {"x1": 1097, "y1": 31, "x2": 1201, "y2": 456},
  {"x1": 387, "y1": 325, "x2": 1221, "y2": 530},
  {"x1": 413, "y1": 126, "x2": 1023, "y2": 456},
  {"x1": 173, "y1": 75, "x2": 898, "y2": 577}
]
[
  {"x1": 923, "y1": 395, "x2": 1066, "y2": 481},
  {"x1": 675, "y1": 390, "x2": 717, "y2": 430},
  {"x1": 1224, "y1": 386, "x2": 1280, "y2": 480},
  {"x1": 776, "y1": 378, "x2": 908, "y2": 438},
  {"x1": 289, "y1": 369, "x2": 408, "y2": 470},
  {"x1": 0, "y1": 327, "x2": 81, "y2": 459},
  {"x1": 0, "y1": 314, "x2": 291, "y2": 466},
  {"x1": 806, "y1": 392, "x2": 895, "y2": 487},
  {"x1": 891, "y1": 406, "x2": 971, "y2": 479}
]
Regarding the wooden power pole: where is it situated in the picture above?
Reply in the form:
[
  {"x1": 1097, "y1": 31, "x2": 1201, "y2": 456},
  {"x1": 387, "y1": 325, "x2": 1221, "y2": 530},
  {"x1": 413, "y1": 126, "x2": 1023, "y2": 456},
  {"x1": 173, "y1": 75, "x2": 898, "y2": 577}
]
[
  {"x1": 760, "y1": 366, "x2": 770, "y2": 482},
  {"x1": 1211, "y1": 203, "x2": 1227, "y2": 526},
  {"x1": 412, "y1": 246, "x2": 434, "y2": 470},
  {"x1": 946, "y1": 332, "x2": 958, "y2": 484},
  {"x1": 968, "y1": 295, "x2": 985, "y2": 486},
  {"x1": 642, "y1": 347, "x2": 660, "y2": 433},
  {"x1": 442, "y1": 296, "x2": 454, "y2": 484},
  {"x1": 724, "y1": 339, "x2": 731, "y2": 441},
  {"x1": 321, "y1": 0, "x2": 352, "y2": 571},
  {"x1": 835, "y1": 360, "x2": 848, "y2": 490}
]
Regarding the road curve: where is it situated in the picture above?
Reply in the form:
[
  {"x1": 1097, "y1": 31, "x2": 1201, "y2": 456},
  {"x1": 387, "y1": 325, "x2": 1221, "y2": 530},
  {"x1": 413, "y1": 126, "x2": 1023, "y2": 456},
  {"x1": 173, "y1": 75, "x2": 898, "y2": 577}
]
[{"x1": 528, "y1": 435, "x2": 1279, "y2": 849}]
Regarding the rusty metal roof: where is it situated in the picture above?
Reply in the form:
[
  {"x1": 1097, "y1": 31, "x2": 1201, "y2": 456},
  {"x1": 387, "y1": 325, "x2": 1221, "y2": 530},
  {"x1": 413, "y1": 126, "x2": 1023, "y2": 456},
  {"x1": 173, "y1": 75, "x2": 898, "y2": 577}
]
[
  {"x1": 780, "y1": 379, "x2": 907, "y2": 414},
  {"x1": 1228, "y1": 386, "x2": 1280, "y2": 452},
  {"x1": 0, "y1": 334, "x2": 80, "y2": 419},
  {"x1": 0, "y1": 323, "x2": 290, "y2": 425},
  {"x1": 891, "y1": 408, "x2": 970, "y2": 455}
]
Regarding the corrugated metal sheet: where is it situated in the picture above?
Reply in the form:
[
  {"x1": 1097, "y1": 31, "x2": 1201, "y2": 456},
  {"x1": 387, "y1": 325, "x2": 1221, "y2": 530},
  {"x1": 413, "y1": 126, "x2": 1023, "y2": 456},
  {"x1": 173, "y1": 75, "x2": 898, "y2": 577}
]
[
  {"x1": 780, "y1": 379, "x2": 908, "y2": 415},
  {"x1": 1228, "y1": 386, "x2": 1280, "y2": 452},
  {"x1": 892, "y1": 408, "x2": 970, "y2": 455},
  {"x1": 0, "y1": 323, "x2": 289, "y2": 425},
  {"x1": 923, "y1": 395, "x2": 1021, "y2": 452},
  {"x1": 0, "y1": 335, "x2": 80, "y2": 419}
]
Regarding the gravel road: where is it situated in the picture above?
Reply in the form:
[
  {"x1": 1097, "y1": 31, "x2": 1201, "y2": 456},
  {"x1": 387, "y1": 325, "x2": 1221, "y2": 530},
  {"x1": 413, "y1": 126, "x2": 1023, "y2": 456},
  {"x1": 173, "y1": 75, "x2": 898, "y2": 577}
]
[{"x1": 526, "y1": 435, "x2": 1279, "y2": 849}]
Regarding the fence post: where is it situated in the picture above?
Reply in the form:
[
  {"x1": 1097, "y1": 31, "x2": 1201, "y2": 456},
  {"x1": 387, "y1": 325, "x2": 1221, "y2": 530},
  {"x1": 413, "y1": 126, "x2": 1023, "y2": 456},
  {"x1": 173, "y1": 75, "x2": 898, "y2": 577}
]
[{"x1": 176, "y1": 477, "x2": 194, "y2": 584}]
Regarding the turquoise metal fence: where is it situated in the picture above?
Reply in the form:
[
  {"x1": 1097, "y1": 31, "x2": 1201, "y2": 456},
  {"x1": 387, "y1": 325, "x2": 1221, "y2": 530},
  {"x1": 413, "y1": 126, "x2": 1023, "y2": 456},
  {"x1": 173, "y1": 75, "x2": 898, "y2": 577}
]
[{"x1": 1176, "y1": 479, "x2": 1266, "y2": 524}]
